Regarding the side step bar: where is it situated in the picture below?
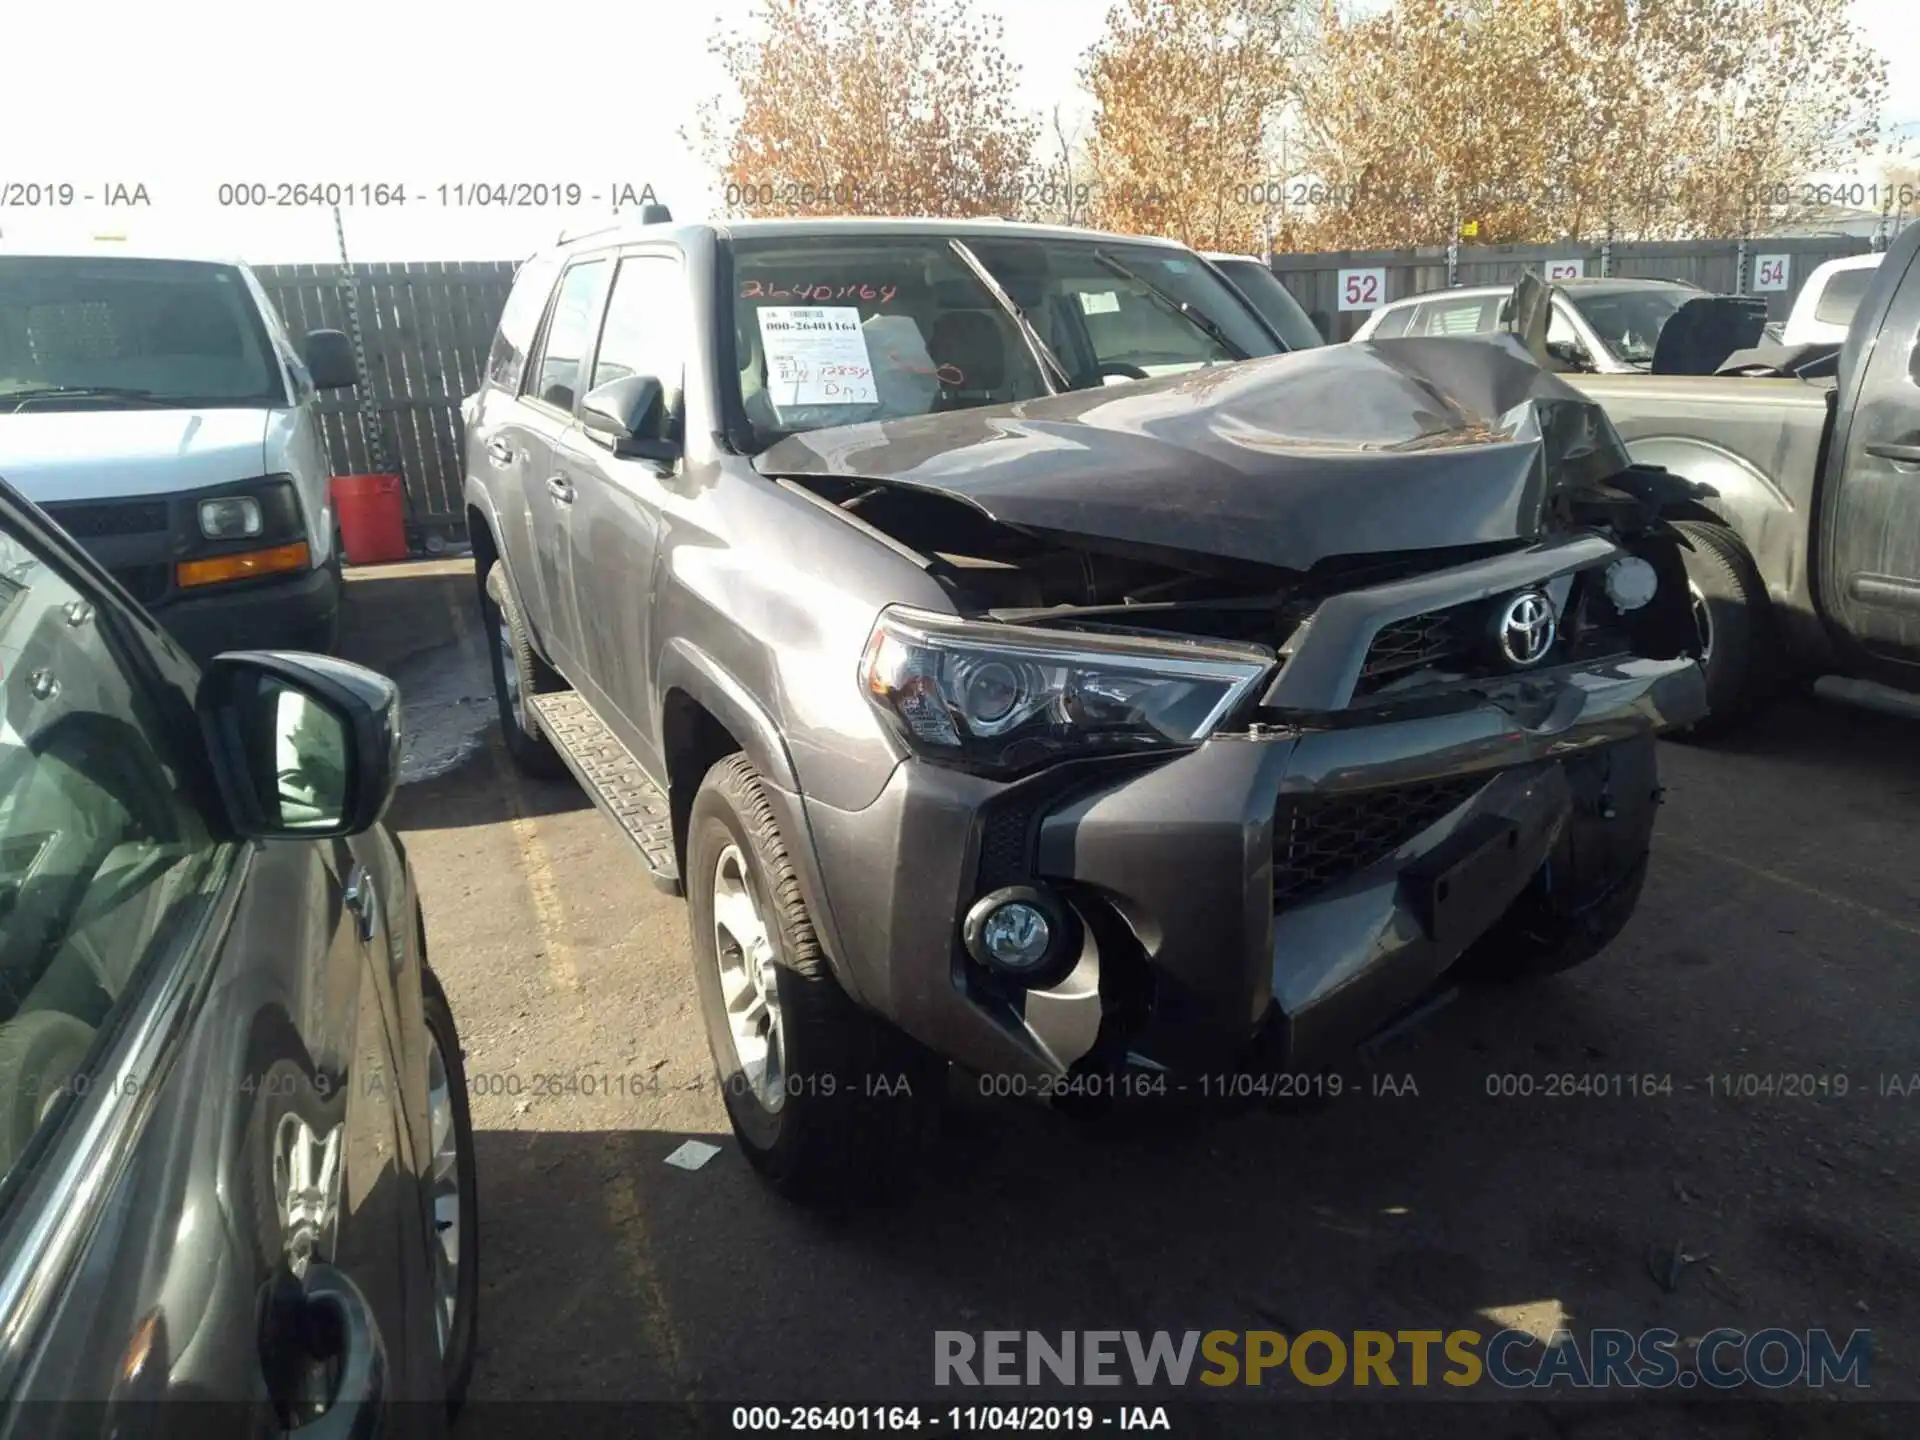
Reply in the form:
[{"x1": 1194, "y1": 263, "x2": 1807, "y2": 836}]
[
  {"x1": 1813, "y1": 675, "x2": 1920, "y2": 723},
  {"x1": 529, "y1": 692, "x2": 683, "y2": 897}
]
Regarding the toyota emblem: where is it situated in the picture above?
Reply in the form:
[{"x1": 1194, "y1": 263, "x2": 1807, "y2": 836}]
[{"x1": 1495, "y1": 590, "x2": 1556, "y2": 667}]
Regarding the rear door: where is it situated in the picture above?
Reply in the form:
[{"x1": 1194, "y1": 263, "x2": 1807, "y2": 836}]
[
  {"x1": 558, "y1": 248, "x2": 687, "y2": 766},
  {"x1": 503, "y1": 256, "x2": 612, "y2": 679},
  {"x1": 0, "y1": 507, "x2": 438, "y2": 1426},
  {"x1": 1819, "y1": 230, "x2": 1920, "y2": 662}
]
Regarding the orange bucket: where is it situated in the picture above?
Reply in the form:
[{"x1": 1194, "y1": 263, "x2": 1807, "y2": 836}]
[{"x1": 330, "y1": 474, "x2": 410, "y2": 565}]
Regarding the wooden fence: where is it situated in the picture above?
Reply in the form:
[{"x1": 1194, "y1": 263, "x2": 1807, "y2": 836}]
[
  {"x1": 1271, "y1": 234, "x2": 1883, "y2": 341},
  {"x1": 255, "y1": 261, "x2": 516, "y2": 545}
]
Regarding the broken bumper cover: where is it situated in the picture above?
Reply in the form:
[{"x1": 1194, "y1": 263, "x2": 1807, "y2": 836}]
[{"x1": 801, "y1": 648, "x2": 1704, "y2": 1087}]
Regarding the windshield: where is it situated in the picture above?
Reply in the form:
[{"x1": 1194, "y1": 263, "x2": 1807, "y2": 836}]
[
  {"x1": 0, "y1": 257, "x2": 284, "y2": 410},
  {"x1": 1568, "y1": 287, "x2": 1696, "y2": 365},
  {"x1": 1210, "y1": 258, "x2": 1324, "y2": 350},
  {"x1": 725, "y1": 233, "x2": 1278, "y2": 451}
]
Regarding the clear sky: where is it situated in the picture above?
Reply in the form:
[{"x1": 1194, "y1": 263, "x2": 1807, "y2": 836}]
[{"x1": 1, "y1": 0, "x2": 1913, "y2": 264}]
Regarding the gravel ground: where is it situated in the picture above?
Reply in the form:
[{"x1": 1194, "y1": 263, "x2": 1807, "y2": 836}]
[{"x1": 348, "y1": 560, "x2": 1916, "y2": 1438}]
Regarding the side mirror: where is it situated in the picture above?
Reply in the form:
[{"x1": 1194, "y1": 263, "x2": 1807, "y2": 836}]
[
  {"x1": 197, "y1": 652, "x2": 400, "y2": 839},
  {"x1": 303, "y1": 330, "x2": 360, "y2": 390},
  {"x1": 1544, "y1": 339, "x2": 1591, "y2": 370},
  {"x1": 581, "y1": 374, "x2": 679, "y2": 462}
]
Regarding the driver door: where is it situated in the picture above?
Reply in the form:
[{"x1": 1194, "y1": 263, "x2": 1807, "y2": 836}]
[{"x1": 0, "y1": 510, "x2": 439, "y2": 1429}]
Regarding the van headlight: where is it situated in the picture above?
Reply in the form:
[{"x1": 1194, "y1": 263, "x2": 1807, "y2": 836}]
[
  {"x1": 198, "y1": 495, "x2": 264, "y2": 539},
  {"x1": 859, "y1": 606, "x2": 1272, "y2": 777}
]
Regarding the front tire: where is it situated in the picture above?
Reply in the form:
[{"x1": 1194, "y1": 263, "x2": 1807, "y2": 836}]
[
  {"x1": 687, "y1": 754, "x2": 943, "y2": 1206},
  {"x1": 481, "y1": 561, "x2": 567, "y2": 779},
  {"x1": 1671, "y1": 519, "x2": 1766, "y2": 736},
  {"x1": 423, "y1": 966, "x2": 479, "y2": 1414}
]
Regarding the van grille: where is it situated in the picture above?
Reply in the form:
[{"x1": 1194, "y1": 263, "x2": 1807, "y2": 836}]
[{"x1": 42, "y1": 500, "x2": 171, "y2": 538}]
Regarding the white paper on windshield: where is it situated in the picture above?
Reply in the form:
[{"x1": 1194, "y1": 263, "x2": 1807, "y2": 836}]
[
  {"x1": 1078, "y1": 290, "x2": 1121, "y2": 315},
  {"x1": 756, "y1": 306, "x2": 878, "y2": 407}
]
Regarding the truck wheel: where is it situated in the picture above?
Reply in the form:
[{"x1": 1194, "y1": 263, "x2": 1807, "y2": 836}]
[
  {"x1": 1671, "y1": 520, "x2": 1765, "y2": 735},
  {"x1": 481, "y1": 562, "x2": 567, "y2": 779},
  {"x1": 687, "y1": 753, "x2": 943, "y2": 1206},
  {"x1": 1457, "y1": 854, "x2": 1649, "y2": 984}
]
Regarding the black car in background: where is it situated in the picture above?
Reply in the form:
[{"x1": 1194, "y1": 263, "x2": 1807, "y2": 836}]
[{"x1": 0, "y1": 475, "x2": 477, "y2": 1433}]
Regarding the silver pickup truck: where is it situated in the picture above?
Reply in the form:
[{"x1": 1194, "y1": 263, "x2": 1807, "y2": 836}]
[{"x1": 1554, "y1": 219, "x2": 1920, "y2": 730}]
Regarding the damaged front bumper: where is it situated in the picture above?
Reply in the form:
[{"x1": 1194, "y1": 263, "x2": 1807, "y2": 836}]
[{"x1": 799, "y1": 538, "x2": 1708, "y2": 1090}]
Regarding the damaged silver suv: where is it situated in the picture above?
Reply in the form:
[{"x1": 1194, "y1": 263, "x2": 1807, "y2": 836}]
[{"x1": 461, "y1": 217, "x2": 1707, "y2": 1205}]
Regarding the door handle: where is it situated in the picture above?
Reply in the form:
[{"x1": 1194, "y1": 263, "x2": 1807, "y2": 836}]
[
  {"x1": 265, "y1": 1262, "x2": 388, "y2": 1440},
  {"x1": 546, "y1": 476, "x2": 576, "y2": 505},
  {"x1": 1864, "y1": 441, "x2": 1920, "y2": 467},
  {"x1": 485, "y1": 438, "x2": 515, "y2": 466},
  {"x1": 343, "y1": 864, "x2": 378, "y2": 944}
]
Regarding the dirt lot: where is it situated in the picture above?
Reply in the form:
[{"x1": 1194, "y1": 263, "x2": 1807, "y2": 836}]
[{"x1": 349, "y1": 560, "x2": 1916, "y2": 1437}]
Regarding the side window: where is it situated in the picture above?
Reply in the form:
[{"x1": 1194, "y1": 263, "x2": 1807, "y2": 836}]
[
  {"x1": 1369, "y1": 304, "x2": 1415, "y2": 339},
  {"x1": 486, "y1": 254, "x2": 564, "y2": 391},
  {"x1": 1546, "y1": 304, "x2": 1583, "y2": 348},
  {"x1": 1416, "y1": 298, "x2": 1494, "y2": 336},
  {"x1": 590, "y1": 254, "x2": 687, "y2": 433},
  {"x1": 0, "y1": 528, "x2": 223, "y2": 1192},
  {"x1": 1812, "y1": 267, "x2": 1875, "y2": 329},
  {"x1": 523, "y1": 260, "x2": 609, "y2": 414}
]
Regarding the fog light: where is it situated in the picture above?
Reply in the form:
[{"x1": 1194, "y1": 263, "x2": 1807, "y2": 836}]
[
  {"x1": 981, "y1": 902, "x2": 1050, "y2": 968},
  {"x1": 1604, "y1": 556, "x2": 1658, "y2": 611},
  {"x1": 962, "y1": 884, "x2": 1082, "y2": 987}
]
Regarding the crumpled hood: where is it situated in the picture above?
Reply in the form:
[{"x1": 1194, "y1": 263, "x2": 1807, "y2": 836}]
[
  {"x1": 0, "y1": 406, "x2": 271, "y2": 503},
  {"x1": 754, "y1": 335, "x2": 1635, "y2": 573}
]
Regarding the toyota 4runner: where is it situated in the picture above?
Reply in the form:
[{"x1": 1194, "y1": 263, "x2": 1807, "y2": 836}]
[{"x1": 461, "y1": 216, "x2": 1707, "y2": 1205}]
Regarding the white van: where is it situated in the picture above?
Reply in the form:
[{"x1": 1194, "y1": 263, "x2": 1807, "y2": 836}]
[
  {"x1": 0, "y1": 245, "x2": 360, "y2": 659},
  {"x1": 1780, "y1": 253, "x2": 1882, "y2": 347}
]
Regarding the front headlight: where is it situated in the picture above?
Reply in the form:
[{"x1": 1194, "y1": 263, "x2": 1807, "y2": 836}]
[
  {"x1": 860, "y1": 606, "x2": 1273, "y2": 777},
  {"x1": 198, "y1": 495, "x2": 264, "y2": 539}
]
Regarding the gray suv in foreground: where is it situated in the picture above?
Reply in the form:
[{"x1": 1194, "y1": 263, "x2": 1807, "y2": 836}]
[
  {"x1": 0, "y1": 476, "x2": 477, "y2": 1427},
  {"x1": 462, "y1": 216, "x2": 1707, "y2": 1205}
]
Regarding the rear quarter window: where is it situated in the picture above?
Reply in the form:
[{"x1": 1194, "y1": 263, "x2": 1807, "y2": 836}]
[
  {"x1": 1368, "y1": 304, "x2": 1415, "y2": 339},
  {"x1": 1812, "y1": 267, "x2": 1875, "y2": 329},
  {"x1": 486, "y1": 255, "x2": 564, "y2": 390}
]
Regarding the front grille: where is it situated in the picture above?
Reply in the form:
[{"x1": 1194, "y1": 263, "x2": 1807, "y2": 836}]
[
  {"x1": 109, "y1": 564, "x2": 170, "y2": 605},
  {"x1": 43, "y1": 500, "x2": 170, "y2": 538},
  {"x1": 1357, "y1": 604, "x2": 1480, "y2": 691},
  {"x1": 1273, "y1": 775, "x2": 1485, "y2": 909}
]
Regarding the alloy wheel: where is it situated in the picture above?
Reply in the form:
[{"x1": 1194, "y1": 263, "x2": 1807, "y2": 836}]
[
  {"x1": 426, "y1": 1028, "x2": 464, "y2": 1356},
  {"x1": 711, "y1": 843, "x2": 787, "y2": 1113}
]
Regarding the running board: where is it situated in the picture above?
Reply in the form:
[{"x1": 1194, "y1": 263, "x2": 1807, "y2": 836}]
[
  {"x1": 1813, "y1": 675, "x2": 1920, "y2": 723},
  {"x1": 529, "y1": 692, "x2": 683, "y2": 896}
]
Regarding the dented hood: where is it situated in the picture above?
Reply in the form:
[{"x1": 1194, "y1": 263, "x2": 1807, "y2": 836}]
[{"x1": 753, "y1": 335, "x2": 1634, "y2": 573}]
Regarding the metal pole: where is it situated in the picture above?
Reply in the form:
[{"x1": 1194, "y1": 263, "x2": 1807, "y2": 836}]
[
  {"x1": 1601, "y1": 218, "x2": 1613, "y2": 278},
  {"x1": 1447, "y1": 233, "x2": 1459, "y2": 288},
  {"x1": 332, "y1": 205, "x2": 388, "y2": 474},
  {"x1": 1734, "y1": 234, "x2": 1747, "y2": 295}
]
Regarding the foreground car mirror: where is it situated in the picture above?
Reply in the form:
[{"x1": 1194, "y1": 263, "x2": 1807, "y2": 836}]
[
  {"x1": 581, "y1": 375, "x2": 679, "y2": 462},
  {"x1": 303, "y1": 329, "x2": 360, "y2": 390},
  {"x1": 197, "y1": 652, "x2": 400, "y2": 838}
]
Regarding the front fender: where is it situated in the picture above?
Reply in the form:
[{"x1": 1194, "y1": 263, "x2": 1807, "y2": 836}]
[
  {"x1": 653, "y1": 636, "x2": 800, "y2": 794},
  {"x1": 653, "y1": 639, "x2": 867, "y2": 1003}
]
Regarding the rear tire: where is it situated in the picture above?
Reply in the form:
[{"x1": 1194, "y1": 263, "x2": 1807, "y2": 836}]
[
  {"x1": 1671, "y1": 519, "x2": 1766, "y2": 736},
  {"x1": 481, "y1": 561, "x2": 567, "y2": 779},
  {"x1": 687, "y1": 754, "x2": 943, "y2": 1206}
]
